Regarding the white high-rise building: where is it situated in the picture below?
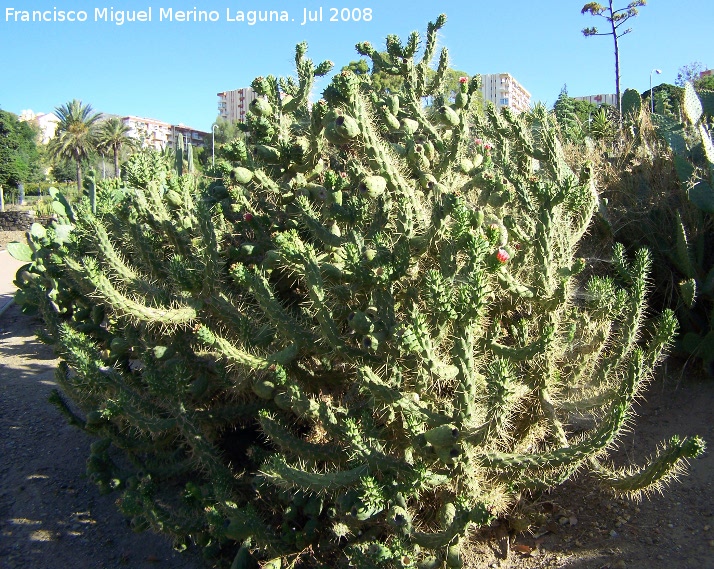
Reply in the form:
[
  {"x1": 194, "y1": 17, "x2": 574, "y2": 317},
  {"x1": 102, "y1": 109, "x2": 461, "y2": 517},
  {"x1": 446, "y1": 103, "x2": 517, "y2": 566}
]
[
  {"x1": 480, "y1": 73, "x2": 531, "y2": 114},
  {"x1": 217, "y1": 87, "x2": 258, "y2": 123}
]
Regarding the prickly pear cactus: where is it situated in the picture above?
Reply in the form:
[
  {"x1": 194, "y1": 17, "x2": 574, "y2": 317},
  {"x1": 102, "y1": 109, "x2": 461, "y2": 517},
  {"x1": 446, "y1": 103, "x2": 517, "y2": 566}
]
[
  {"x1": 10, "y1": 16, "x2": 706, "y2": 568},
  {"x1": 647, "y1": 83, "x2": 714, "y2": 372},
  {"x1": 621, "y1": 88, "x2": 643, "y2": 120}
]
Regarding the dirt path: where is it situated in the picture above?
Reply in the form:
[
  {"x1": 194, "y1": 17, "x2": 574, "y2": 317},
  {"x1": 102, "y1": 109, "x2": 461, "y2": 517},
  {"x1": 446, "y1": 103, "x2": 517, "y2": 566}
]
[
  {"x1": 0, "y1": 303, "x2": 206, "y2": 569},
  {"x1": 0, "y1": 303, "x2": 712, "y2": 569}
]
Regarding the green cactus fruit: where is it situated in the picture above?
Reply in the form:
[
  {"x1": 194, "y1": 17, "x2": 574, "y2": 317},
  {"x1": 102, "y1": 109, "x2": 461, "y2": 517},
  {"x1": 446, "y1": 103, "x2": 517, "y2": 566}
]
[
  {"x1": 252, "y1": 379, "x2": 276, "y2": 399},
  {"x1": 436, "y1": 105, "x2": 460, "y2": 127},
  {"x1": 424, "y1": 424, "x2": 460, "y2": 447},
  {"x1": 109, "y1": 337, "x2": 131, "y2": 356},
  {"x1": 367, "y1": 543, "x2": 392, "y2": 562},
  {"x1": 231, "y1": 167, "x2": 254, "y2": 185},
  {"x1": 389, "y1": 506, "x2": 412, "y2": 533},
  {"x1": 165, "y1": 190, "x2": 183, "y2": 209},
  {"x1": 459, "y1": 158, "x2": 474, "y2": 175},
  {"x1": 349, "y1": 499, "x2": 382, "y2": 521},
  {"x1": 273, "y1": 391, "x2": 292, "y2": 411},
  {"x1": 419, "y1": 174, "x2": 437, "y2": 191},
  {"x1": 333, "y1": 115, "x2": 361, "y2": 139},
  {"x1": 348, "y1": 310, "x2": 375, "y2": 335},
  {"x1": 454, "y1": 90, "x2": 469, "y2": 110},
  {"x1": 189, "y1": 375, "x2": 209, "y2": 397},
  {"x1": 321, "y1": 108, "x2": 343, "y2": 128},
  {"x1": 362, "y1": 333, "x2": 383, "y2": 352},
  {"x1": 91, "y1": 305, "x2": 105, "y2": 325},
  {"x1": 325, "y1": 189, "x2": 343, "y2": 206},
  {"x1": 401, "y1": 118, "x2": 419, "y2": 134},
  {"x1": 252, "y1": 145, "x2": 281, "y2": 164},
  {"x1": 446, "y1": 542, "x2": 463, "y2": 568},
  {"x1": 439, "y1": 502, "x2": 457, "y2": 528},
  {"x1": 383, "y1": 110, "x2": 401, "y2": 131},
  {"x1": 261, "y1": 250, "x2": 282, "y2": 271},
  {"x1": 324, "y1": 123, "x2": 351, "y2": 145},
  {"x1": 358, "y1": 176, "x2": 387, "y2": 198},
  {"x1": 249, "y1": 97, "x2": 274, "y2": 117},
  {"x1": 212, "y1": 185, "x2": 230, "y2": 200},
  {"x1": 86, "y1": 410, "x2": 105, "y2": 425},
  {"x1": 435, "y1": 445, "x2": 461, "y2": 465}
]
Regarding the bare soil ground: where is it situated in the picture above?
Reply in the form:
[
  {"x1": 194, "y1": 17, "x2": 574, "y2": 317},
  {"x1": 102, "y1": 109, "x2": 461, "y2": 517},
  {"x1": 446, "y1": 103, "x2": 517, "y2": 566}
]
[
  {"x1": 0, "y1": 231, "x2": 28, "y2": 251},
  {"x1": 1, "y1": 229, "x2": 713, "y2": 568}
]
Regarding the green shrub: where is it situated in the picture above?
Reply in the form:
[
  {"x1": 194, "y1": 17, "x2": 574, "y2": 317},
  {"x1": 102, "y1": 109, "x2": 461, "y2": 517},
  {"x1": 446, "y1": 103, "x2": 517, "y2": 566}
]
[{"x1": 10, "y1": 16, "x2": 705, "y2": 568}]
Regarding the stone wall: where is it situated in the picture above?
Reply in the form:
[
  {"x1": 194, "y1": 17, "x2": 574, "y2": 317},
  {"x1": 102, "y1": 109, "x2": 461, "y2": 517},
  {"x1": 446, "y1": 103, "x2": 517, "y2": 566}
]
[{"x1": 0, "y1": 211, "x2": 54, "y2": 231}]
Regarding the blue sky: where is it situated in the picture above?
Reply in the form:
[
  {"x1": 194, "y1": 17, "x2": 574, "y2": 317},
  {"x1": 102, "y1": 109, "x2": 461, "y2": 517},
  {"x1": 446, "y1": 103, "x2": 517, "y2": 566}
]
[{"x1": 0, "y1": 1, "x2": 712, "y2": 131}]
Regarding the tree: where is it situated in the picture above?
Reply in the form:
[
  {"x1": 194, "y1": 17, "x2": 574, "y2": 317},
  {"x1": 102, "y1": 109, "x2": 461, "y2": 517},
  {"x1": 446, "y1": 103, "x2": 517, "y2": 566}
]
[
  {"x1": 48, "y1": 99, "x2": 101, "y2": 193},
  {"x1": 96, "y1": 117, "x2": 136, "y2": 178},
  {"x1": 0, "y1": 109, "x2": 44, "y2": 190},
  {"x1": 553, "y1": 86, "x2": 598, "y2": 141},
  {"x1": 696, "y1": 74, "x2": 714, "y2": 91},
  {"x1": 676, "y1": 61, "x2": 704, "y2": 87},
  {"x1": 642, "y1": 83, "x2": 683, "y2": 116},
  {"x1": 342, "y1": 55, "x2": 404, "y2": 95},
  {"x1": 581, "y1": 1, "x2": 647, "y2": 113},
  {"x1": 50, "y1": 156, "x2": 82, "y2": 183}
]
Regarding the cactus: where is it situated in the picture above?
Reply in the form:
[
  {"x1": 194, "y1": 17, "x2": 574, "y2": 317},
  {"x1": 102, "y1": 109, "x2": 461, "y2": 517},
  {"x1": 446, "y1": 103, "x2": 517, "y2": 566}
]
[
  {"x1": 176, "y1": 132, "x2": 185, "y2": 175},
  {"x1": 649, "y1": 83, "x2": 714, "y2": 371},
  {"x1": 621, "y1": 88, "x2": 642, "y2": 120},
  {"x1": 9, "y1": 16, "x2": 706, "y2": 568},
  {"x1": 187, "y1": 141, "x2": 194, "y2": 174}
]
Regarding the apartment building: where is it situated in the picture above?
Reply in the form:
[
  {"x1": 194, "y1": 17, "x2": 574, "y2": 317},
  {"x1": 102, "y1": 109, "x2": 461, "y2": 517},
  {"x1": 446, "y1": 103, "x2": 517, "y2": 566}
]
[
  {"x1": 480, "y1": 73, "x2": 531, "y2": 114},
  {"x1": 18, "y1": 110, "x2": 60, "y2": 143},
  {"x1": 122, "y1": 116, "x2": 173, "y2": 150},
  {"x1": 573, "y1": 93, "x2": 618, "y2": 107},
  {"x1": 217, "y1": 87, "x2": 258, "y2": 123},
  {"x1": 172, "y1": 124, "x2": 209, "y2": 148},
  {"x1": 121, "y1": 117, "x2": 208, "y2": 150}
]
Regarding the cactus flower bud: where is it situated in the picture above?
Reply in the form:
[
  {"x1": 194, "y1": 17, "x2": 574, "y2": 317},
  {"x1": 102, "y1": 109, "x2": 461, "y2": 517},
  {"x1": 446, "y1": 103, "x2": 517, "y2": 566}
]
[{"x1": 496, "y1": 248, "x2": 510, "y2": 263}]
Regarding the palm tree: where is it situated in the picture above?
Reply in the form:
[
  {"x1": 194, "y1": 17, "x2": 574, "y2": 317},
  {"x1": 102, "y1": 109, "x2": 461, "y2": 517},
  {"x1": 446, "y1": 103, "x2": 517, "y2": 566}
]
[
  {"x1": 49, "y1": 99, "x2": 101, "y2": 193},
  {"x1": 96, "y1": 117, "x2": 136, "y2": 178}
]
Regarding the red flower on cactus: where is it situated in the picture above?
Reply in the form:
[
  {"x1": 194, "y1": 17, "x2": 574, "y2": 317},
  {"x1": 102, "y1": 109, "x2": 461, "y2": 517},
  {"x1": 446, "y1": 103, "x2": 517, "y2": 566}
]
[
  {"x1": 459, "y1": 76, "x2": 468, "y2": 84},
  {"x1": 243, "y1": 212, "x2": 254, "y2": 222},
  {"x1": 474, "y1": 138, "x2": 483, "y2": 146},
  {"x1": 496, "y1": 248, "x2": 510, "y2": 264},
  {"x1": 484, "y1": 143, "x2": 493, "y2": 151}
]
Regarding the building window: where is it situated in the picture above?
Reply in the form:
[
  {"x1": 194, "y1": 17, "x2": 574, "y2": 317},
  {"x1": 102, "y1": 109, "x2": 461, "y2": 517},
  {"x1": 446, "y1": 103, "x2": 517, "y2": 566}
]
[{"x1": 499, "y1": 98, "x2": 509, "y2": 105}]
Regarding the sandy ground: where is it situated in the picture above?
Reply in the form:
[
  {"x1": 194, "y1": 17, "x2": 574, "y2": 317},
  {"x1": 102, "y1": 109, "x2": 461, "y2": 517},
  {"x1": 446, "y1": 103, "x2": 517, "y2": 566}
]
[{"x1": 0, "y1": 230, "x2": 28, "y2": 252}]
